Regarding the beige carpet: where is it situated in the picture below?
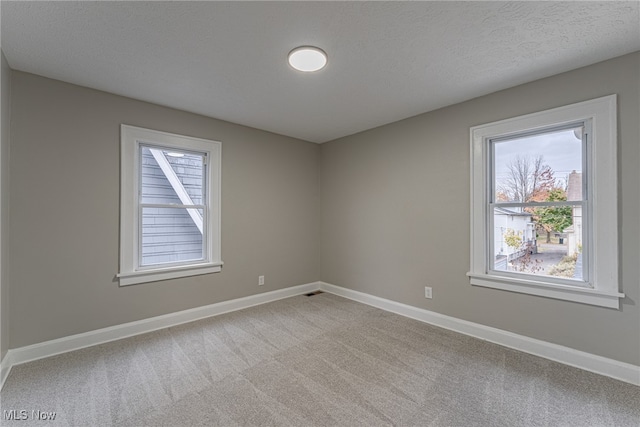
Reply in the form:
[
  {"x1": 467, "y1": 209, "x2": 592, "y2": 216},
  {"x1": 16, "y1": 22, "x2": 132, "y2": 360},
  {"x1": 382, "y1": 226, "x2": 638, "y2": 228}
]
[{"x1": 1, "y1": 292, "x2": 638, "y2": 426}]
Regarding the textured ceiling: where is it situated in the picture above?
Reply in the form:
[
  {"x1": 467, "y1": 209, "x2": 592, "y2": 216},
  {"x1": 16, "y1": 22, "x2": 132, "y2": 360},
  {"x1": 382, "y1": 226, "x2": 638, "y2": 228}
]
[{"x1": 2, "y1": 1, "x2": 639, "y2": 143}]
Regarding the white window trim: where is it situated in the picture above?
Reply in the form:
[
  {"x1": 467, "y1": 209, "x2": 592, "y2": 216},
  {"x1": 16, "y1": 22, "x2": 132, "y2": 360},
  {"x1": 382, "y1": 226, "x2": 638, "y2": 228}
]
[
  {"x1": 469, "y1": 95, "x2": 623, "y2": 309},
  {"x1": 119, "y1": 125, "x2": 222, "y2": 286}
]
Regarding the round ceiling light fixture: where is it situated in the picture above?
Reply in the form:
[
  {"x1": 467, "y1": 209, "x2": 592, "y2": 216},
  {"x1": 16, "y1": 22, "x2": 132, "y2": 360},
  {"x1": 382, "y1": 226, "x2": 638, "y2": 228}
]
[{"x1": 288, "y1": 46, "x2": 327, "y2": 72}]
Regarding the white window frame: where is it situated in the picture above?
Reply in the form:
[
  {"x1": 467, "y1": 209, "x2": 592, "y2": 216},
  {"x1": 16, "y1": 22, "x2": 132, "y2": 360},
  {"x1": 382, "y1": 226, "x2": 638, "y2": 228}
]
[
  {"x1": 119, "y1": 125, "x2": 222, "y2": 286},
  {"x1": 469, "y1": 95, "x2": 623, "y2": 309}
]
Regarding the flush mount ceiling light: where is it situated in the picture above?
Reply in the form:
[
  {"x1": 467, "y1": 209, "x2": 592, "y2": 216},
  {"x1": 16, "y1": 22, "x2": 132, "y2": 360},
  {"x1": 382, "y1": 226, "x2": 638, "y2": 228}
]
[{"x1": 288, "y1": 46, "x2": 327, "y2": 72}]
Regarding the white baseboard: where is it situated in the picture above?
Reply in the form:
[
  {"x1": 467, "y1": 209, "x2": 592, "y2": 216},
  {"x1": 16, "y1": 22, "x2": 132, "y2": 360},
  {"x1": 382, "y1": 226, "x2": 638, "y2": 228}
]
[
  {"x1": 2, "y1": 280, "x2": 637, "y2": 391},
  {"x1": 0, "y1": 281, "x2": 319, "y2": 390},
  {"x1": 319, "y1": 282, "x2": 640, "y2": 387},
  {"x1": 0, "y1": 352, "x2": 10, "y2": 389}
]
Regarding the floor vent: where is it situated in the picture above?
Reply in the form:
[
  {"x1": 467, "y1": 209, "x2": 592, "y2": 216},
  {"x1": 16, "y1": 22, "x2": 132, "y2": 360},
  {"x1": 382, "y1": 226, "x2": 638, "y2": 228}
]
[{"x1": 305, "y1": 291, "x2": 325, "y2": 297}]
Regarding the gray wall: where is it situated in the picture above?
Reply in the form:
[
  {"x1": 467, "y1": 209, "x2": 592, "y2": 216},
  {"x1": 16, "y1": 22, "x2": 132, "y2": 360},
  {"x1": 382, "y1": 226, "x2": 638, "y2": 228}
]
[
  {"x1": 6, "y1": 53, "x2": 640, "y2": 368},
  {"x1": 9, "y1": 72, "x2": 320, "y2": 348},
  {"x1": 1, "y1": 51, "x2": 10, "y2": 361},
  {"x1": 320, "y1": 52, "x2": 640, "y2": 365}
]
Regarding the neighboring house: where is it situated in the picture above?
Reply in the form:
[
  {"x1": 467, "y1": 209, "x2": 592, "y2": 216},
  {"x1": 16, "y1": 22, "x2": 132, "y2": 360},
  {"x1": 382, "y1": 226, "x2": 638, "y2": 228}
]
[
  {"x1": 493, "y1": 207, "x2": 536, "y2": 270},
  {"x1": 141, "y1": 147, "x2": 204, "y2": 266},
  {"x1": 564, "y1": 170, "x2": 583, "y2": 255}
]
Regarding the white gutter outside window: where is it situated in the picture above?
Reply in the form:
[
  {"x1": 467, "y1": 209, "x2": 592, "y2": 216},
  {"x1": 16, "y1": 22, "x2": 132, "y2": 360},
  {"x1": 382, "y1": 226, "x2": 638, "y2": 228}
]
[{"x1": 149, "y1": 148, "x2": 204, "y2": 234}]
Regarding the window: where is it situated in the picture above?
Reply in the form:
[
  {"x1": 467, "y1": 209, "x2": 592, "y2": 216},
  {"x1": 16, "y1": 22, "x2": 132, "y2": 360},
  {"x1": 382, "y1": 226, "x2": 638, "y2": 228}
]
[
  {"x1": 119, "y1": 125, "x2": 222, "y2": 286},
  {"x1": 469, "y1": 95, "x2": 623, "y2": 308}
]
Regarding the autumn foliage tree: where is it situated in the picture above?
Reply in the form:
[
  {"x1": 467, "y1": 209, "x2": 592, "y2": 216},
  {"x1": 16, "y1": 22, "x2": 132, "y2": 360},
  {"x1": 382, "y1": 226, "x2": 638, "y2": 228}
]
[
  {"x1": 497, "y1": 155, "x2": 567, "y2": 244},
  {"x1": 503, "y1": 228, "x2": 543, "y2": 273},
  {"x1": 497, "y1": 155, "x2": 555, "y2": 203},
  {"x1": 535, "y1": 188, "x2": 573, "y2": 243}
]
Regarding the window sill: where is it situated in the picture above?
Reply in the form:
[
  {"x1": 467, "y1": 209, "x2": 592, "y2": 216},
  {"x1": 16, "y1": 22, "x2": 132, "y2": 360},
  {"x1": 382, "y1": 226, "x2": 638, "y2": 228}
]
[
  {"x1": 118, "y1": 261, "x2": 223, "y2": 286},
  {"x1": 467, "y1": 272, "x2": 624, "y2": 309}
]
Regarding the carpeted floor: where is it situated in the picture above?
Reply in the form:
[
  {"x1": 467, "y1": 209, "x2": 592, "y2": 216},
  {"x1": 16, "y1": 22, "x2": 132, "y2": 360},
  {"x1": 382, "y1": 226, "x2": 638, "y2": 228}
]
[{"x1": 1, "y1": 292, "x2": 638, "y2": 426}]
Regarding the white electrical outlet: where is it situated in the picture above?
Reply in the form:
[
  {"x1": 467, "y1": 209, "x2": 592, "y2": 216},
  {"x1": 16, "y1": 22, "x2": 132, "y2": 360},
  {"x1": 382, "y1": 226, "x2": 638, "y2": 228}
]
[
  {"x1": 258, "y1": 275, "x2": 265, "y2": 286},
  {"x1": 424, "y1": 286, "x2": 432, "y2": 299}
]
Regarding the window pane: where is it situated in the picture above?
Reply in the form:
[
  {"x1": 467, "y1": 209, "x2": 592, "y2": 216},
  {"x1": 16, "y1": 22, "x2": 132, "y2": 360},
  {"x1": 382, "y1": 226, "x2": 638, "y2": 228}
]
[
  {"x1": 141, "y1": 207, "x2": 204, "y2": 266},
  {"x1": 140, "y1": 146, "x2": 205, "y2": 205},
  {"x1": 493, "y1": 127, "x2": 583, "y2": 203},
  {"x1": 492, "y1": 204, "x2": 584, "y2": 281}
]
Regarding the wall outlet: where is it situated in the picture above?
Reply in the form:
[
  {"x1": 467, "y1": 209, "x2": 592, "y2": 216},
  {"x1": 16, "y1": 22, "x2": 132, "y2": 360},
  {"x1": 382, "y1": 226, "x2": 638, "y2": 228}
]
[
  {"x1": 258, "y1": 275, "x2": 265, "y2": 286},
  {"x1": 424, "y1": 286, "x2": 432, "y2": 299}
]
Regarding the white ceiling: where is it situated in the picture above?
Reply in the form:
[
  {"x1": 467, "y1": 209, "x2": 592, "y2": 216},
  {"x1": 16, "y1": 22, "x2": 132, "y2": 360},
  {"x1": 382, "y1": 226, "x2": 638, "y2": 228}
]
[{"x1": 2, "y1": 1, "x2": 639, "y2": 143}]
